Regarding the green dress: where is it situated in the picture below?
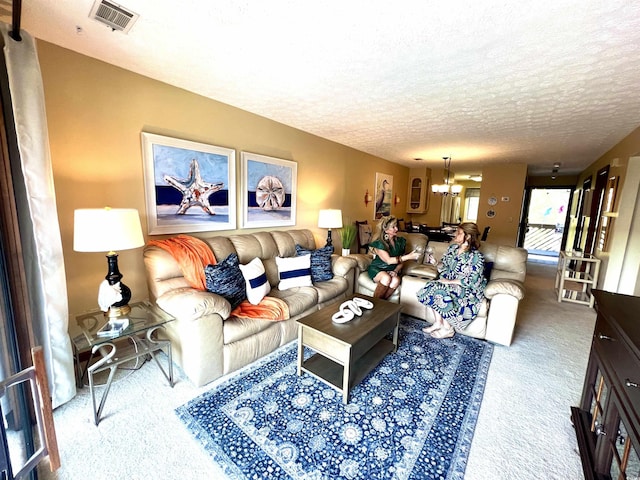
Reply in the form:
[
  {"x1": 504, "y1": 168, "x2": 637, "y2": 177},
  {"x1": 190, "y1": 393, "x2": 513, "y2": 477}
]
[{"x1": 367, "y1": 237, "x2": 407, "y2": 280}]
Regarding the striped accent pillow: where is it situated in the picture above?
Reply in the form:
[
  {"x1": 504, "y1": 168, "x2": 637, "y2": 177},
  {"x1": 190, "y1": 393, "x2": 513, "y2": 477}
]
[
  {"x1": 239, "y1": 257, "x2": 271, "y2": 305},
  {"x1": 275, "y1": 254, "x2": 312, "y2": 291}
]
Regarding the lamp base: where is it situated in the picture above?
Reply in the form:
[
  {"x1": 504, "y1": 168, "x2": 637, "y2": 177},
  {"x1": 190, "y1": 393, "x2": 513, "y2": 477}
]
[{"x1": 104, "y1": 304, "x2": 131, "y2": 318}]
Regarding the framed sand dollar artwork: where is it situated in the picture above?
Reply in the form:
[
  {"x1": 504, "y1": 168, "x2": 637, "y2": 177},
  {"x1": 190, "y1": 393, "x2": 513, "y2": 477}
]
[{"x1": 241, "y1": 152, "x2": 297, "y2": 228}]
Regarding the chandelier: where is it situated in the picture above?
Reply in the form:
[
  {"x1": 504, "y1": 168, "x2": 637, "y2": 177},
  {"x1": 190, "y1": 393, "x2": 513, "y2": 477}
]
[{"x1": 431, "y1": 156, "x2": 463, "y2": 196}]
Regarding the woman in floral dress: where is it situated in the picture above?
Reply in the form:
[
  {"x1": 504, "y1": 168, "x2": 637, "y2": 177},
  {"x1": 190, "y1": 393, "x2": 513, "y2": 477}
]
[{"x1": 416, "y1": 222, "x2": 487, "y2": 339}]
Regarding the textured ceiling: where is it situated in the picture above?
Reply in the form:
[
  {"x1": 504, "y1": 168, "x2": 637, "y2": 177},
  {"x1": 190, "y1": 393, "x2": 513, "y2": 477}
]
[{"x1": 7, "y1": 0, "x2": 640, "y2": 177}]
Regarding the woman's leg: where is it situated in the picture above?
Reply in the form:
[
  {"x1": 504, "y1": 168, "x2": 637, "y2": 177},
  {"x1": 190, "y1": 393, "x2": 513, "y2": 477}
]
[
  {"x1": 382, "y1": 275, "x2": 402, "y2": 299},
  {"x1": 373, "y1": 272, "x2": 391, "y2": 298},
  {"x1": 422, "y1": 308, "x2": 444, "y2": 333}
]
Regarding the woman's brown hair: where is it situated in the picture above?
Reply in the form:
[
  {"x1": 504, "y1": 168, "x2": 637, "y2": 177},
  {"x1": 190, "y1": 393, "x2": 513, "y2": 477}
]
[{"x1": 459, "y1": 222, "x2": 482, "y2": 250}]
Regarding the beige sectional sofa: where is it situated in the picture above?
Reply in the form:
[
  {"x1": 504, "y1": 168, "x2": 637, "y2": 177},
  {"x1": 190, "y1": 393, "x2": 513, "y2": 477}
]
[
  {"x1": 143, "y1": 229, "x2": 357, "y2": 387},
  {"x1": 352, "y1": 237, "x2": 527, "y2": 346}
]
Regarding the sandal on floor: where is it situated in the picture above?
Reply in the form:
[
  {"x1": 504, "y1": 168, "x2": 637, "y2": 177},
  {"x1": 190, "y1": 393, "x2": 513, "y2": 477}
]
[
  {"x1": 422, "y1": 324, "x2": 441, "y2": 334},
  {"x1": 431, "y1": 325, "x2": 455, "y2": 339}
]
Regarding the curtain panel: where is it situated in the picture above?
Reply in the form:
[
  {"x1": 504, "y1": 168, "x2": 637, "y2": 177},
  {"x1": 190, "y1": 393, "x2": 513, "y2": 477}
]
[{"x1": 1, "y1": 24, "x2": 75, "y2": 407}]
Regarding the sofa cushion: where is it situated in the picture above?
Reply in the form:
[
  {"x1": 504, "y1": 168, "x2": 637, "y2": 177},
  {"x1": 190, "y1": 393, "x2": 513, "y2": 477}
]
[
  {"x1": 239, "y1": 257, "x2": 271, "y2": 305},
  {"x1": 295, "y1": 244, "x2": 333, "y2": 283},
  {"x1": 404, "y1": 263, "x2": 437, "y2": 279},
  {"x1": 204, "y1": 253, "x2": 246, "y2": 310},
  {"x1": 269, "y1": 286, "x2": 319, "y2": 317},
  {"x1": 313, "y1": 277, "x2": 349, "y2": 303},
  {"x1": 276, "y1": 254, "x2": 313, "y2": 290}
]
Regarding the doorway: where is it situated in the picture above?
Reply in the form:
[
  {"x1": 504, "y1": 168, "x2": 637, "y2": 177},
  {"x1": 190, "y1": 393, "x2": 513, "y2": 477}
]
[{"x1": 519, "y1": 187, "x2": 573, "y2": 259}]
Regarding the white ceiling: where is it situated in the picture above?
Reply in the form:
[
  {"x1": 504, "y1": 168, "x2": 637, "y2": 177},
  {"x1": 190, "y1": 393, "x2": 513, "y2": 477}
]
[{"x1": 7, "y1": 0, "x2": 640, "y2": 177}]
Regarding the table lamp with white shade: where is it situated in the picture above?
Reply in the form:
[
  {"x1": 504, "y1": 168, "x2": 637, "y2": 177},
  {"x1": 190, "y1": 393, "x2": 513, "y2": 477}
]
[
  {"x1": 318, "y1": 209, "x2": 343, "y2": 248},
  {"x1": 73, "y1": 207, "x2": 145, "y2": 318}
]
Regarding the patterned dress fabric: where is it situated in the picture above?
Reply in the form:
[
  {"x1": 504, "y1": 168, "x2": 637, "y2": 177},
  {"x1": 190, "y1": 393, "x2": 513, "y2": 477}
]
[
  {"x1": 367, "y1": 236, "x2": 407, "y2": 280},
  {"x1": 416, "y1": 244, "x2": 487, "y2": 329}
]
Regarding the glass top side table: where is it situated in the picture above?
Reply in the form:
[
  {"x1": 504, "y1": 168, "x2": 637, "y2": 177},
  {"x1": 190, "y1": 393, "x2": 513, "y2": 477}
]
[{"x1": 71, "y1": 301, "x2": 175, "y2": 425}]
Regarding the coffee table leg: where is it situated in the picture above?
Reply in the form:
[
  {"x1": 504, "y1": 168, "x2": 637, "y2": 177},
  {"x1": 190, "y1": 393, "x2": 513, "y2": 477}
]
[
  {"x1": 342, "y1": 351, "x2": 351, "y2": 404},
  {"x1": 392, "y1": 313, "x2": 400, "y2": 351},
  {"x1": 297, "y1": 325, "x2": 303, "y2": 376}
]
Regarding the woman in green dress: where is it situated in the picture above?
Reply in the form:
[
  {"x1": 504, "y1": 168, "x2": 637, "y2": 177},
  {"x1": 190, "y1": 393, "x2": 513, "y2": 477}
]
[{"x1": 367, "y1": 216, "x2": 420, "y2": 299}]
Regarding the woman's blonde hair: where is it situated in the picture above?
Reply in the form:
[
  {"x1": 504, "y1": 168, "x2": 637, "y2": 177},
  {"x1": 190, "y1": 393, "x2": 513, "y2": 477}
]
[
  {"x1": 371, "y1": 215, "x2": 398, "y2": 251},
  {"x1": 459, "y1": 222, "x2": 482, "y2": 250}
]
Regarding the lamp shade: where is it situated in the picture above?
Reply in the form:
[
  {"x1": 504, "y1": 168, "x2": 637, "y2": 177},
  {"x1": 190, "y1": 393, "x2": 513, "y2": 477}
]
[
  {"x1": 318, "y1": 209, "x2": 343, "y2": 229},
  {"x1": 74, "y1": 208, "x2": 144, "y2": 253}
]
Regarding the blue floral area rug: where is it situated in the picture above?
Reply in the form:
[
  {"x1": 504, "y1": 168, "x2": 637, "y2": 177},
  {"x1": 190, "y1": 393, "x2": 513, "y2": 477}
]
[{"x1": 176, "y1": 317, "x2": 493, "y2": 479}]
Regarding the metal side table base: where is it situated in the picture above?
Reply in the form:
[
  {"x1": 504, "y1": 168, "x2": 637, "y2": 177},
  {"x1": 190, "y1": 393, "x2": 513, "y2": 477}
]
[{"x1": 87, "y1": 325, "x2": 173, "y2": 425}]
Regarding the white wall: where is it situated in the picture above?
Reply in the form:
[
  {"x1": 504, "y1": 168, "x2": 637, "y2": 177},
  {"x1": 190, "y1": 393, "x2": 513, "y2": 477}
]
[{"x1": 603, "y1": 155, "x2": 640, "y2": 294}]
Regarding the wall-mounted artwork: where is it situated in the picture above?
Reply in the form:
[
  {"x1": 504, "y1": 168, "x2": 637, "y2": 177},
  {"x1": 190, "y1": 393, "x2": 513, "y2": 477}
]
[
  {"x1": 241, "y1": 152, "x2": 297, "y2": 228},
  {"x1": 374, "y1": 172, "x2": 393, "y2": 219},
  {"x1": 141, "y1": 132, "x2": 236, "y2": 235}
]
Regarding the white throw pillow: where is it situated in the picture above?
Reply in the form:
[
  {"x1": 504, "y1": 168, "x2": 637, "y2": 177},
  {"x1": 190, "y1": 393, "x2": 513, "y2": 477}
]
[
  {"x1": 239, "y1": 257, "x2": 271, "y2": 305},
  {"x1": 276, "y1": 254, "x2": 313, "y2": 290}
]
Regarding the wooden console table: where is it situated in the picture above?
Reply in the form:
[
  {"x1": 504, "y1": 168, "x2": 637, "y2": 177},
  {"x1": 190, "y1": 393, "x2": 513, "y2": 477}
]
[{"x1": 571, "y1": 289, "x2": 640, "y2": 479}]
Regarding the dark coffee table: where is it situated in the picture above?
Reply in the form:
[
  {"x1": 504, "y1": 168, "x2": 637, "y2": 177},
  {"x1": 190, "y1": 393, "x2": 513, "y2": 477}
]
[{"x1": 296, "y1": 295, "x2": 401, "y2": 403}]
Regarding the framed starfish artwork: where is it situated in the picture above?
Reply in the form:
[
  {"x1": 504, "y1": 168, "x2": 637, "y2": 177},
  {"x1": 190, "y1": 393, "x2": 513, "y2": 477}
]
[
  {"x1": 141, "y1": 132, "x2": 236, "y2": 234},
  {"x1": 240, "y1": 152, "x2": 297, "y2": 228}
]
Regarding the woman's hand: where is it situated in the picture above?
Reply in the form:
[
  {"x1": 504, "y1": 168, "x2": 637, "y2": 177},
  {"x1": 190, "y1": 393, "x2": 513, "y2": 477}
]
[{"x1": 407, "y1": 250, "x2": 421, "y2": 261}]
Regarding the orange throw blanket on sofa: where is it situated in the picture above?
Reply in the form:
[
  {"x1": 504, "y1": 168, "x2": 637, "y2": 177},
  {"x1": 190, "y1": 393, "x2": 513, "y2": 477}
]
[
  {"x1": 148, "y1": 235, "x2": 289, "y2": 320},
  {"x1": 147, "y1": 235, "x2": 215, "y2": 291},
  {"x1": 231, "y1": 297, "x2": 290, "y2": 322}
]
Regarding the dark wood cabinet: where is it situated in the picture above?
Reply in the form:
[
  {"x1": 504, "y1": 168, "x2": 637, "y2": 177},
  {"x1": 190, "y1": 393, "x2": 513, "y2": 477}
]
[{"x1": 572, "y1": 289, "x2": 640, "y2": 480}]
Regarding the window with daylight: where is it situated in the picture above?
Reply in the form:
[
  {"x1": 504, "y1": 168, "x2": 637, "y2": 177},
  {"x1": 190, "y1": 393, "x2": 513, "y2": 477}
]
[{"x1": 464, "y1": 188, "x2": 480, "y2": 222}]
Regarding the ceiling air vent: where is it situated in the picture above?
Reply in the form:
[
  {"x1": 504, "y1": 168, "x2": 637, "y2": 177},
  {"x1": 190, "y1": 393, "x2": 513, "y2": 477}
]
[{"x1": 89, "y1": 0, "x2": 139, "y2": 33}]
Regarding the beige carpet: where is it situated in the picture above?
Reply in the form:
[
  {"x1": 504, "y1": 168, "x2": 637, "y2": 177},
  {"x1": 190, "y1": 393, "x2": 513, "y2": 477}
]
[{"x1": 39, "y1": 261, "x2": 594, "y2": 479}]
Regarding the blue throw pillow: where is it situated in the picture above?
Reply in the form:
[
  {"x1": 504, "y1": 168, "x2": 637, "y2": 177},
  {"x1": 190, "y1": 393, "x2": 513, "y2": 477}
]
[
  {"x1": 204, "y1": 253, "x2": 246, "y2": 309},
  {"x1": 295, "y1": 244, "x2": 333, "y2": 283},
  {"x1": 483, "y1": 261, "x2": 494, "y2": 280}
]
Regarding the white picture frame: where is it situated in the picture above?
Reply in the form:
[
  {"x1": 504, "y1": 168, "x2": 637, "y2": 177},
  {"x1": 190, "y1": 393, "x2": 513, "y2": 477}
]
[
  {"x1": 141, "y1": 132, "x2": 236, "y2": 235},
  {"x1": 240, "y1": 152, "x2": 297, "y2": 229}
]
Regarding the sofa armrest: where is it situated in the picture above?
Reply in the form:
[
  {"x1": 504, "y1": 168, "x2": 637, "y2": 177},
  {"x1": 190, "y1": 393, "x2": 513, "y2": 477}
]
[
  {"x1": 347, "y1": 253, "x2": 373, "y2": 272},
  {"x1": 484, "y1": 279, "x2": 525, "y2": 301},
  {"x1": 331, "y1": 254, "x2": 358, "y2": 277},
  {"x1": 156, "y1": 287, "x2": 232, "y2": 321}
]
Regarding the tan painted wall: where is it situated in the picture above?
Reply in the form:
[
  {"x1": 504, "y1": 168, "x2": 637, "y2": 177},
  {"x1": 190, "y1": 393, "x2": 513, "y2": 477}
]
[
  {"x1": 36, "y1": 41, "x2": 408, "y2": 325},
  {"x1": 477, "y1": 164, "x2": 528, "y2": 246},
  {"x1": 577, "y1": 126, "x2": 640, "y2": 190}
]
